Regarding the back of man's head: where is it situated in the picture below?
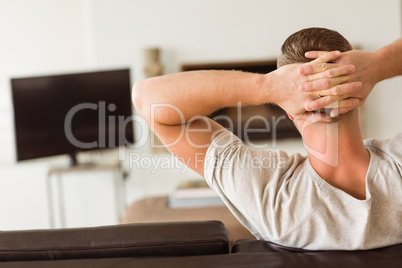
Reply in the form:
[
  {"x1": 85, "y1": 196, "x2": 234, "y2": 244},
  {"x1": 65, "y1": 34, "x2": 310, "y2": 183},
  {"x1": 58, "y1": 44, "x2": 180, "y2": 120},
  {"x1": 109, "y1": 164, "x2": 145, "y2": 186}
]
[{"x1": 277, "y1": 27, "x2": 352, "y2": 68}]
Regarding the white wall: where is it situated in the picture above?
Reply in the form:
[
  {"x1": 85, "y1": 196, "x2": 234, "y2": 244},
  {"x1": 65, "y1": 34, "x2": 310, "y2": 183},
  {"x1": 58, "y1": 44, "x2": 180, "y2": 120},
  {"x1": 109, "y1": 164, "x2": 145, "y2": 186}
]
[
  {"x1": 0, "y1": 0, "x2": 400, "y2": 230},
  {"x1": 0, "y1": 0, "x2": 92, "y2": 230},
  {"x1": 0, "y1": 0, "x2": 90, "y2": 162}
]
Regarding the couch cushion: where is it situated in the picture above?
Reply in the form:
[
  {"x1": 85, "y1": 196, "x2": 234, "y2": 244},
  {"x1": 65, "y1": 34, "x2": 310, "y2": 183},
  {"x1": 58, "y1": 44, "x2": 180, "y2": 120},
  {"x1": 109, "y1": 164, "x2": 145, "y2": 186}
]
[
  {"x1": 231, "y1": 239, "x2": 402, "y2": 267},
  {"x1": 0, "y1": 221, "x2": 229, "y2": 261}
]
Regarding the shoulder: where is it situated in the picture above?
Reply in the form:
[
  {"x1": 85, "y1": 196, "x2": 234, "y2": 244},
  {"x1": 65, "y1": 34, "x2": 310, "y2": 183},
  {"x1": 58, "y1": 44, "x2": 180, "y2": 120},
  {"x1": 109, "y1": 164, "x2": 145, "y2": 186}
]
[{"x1": 364, "y1": 133, "x2": 402, "y2": 202}]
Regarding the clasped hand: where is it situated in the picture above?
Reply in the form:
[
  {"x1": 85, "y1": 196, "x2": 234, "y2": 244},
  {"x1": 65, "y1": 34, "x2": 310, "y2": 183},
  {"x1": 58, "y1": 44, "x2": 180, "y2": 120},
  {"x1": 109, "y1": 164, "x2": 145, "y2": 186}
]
[{"x1": 276, "y1": 50, "x2": 365, "y2": 122}]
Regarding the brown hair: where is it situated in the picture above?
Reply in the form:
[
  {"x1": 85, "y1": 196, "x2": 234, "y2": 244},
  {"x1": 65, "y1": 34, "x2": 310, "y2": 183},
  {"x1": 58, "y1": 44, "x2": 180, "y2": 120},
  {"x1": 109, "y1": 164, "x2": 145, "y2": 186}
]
[{"x1": 277, "y1": 27, "x2": 352, "y2": 67}]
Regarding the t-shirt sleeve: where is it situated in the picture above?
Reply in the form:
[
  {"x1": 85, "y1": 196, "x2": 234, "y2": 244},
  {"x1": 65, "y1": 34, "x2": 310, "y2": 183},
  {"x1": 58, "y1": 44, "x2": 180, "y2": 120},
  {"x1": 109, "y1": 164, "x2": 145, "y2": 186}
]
[{"x1": 204, "y1": 130, "x2": 306, "y2": 238}]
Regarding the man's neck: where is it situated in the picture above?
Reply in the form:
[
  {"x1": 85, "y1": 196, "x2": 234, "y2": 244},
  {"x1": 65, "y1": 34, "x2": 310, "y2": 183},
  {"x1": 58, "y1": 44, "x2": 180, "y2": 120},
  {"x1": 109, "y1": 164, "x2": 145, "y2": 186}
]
[{"x1": 298, "y1": 111, "x2": 370, "y2": 199}]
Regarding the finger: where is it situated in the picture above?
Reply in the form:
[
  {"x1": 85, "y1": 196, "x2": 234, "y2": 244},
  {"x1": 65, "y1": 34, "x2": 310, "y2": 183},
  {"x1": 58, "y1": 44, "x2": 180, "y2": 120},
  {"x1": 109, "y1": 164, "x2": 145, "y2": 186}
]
[
  {"x1": 330, "y1": 98, "x2": 360, "y2": 115},
  {"x1": 311, "y1": 81, "x2": 362, "y2": 96},
  {"x1": 311, "y1": 50, "x2": 341, "y2": 64},
  {"x1": 338, "y1": 97, "x2": 360, "y2": 107},
  {"x1": 325, "y1": 99, "x2": 357, "y2": 109},
  {"x1": 304, "y1": 51, "x2": 329, "y2": 59},
  {"x1": 300, "y1": 67, "x2": 357, "y2": 91},
  {"x1": 330, "y1": 107, "x2": 355, "y2": 117},
  {"x1": 298, "y1": 51, "x2": 342, "y2": 75},
  {"x1": 306, "y1": 95, "x2": 361, "y2": 112},
  {"x1": 301, "y1": 76, "x2": 349, "y2": 93},
  {"x1": 295, "y1": 111, "x2": 332, "y2": 124},
  {"x1": 305, "y1": 95, "x2": 340, "y2": 111},
  {"x1": 305, "y1": 65, "x2": 355, "y2": 82},
  {"x1": 299, "y1": 62, "x2": 332, "y2": 75}
]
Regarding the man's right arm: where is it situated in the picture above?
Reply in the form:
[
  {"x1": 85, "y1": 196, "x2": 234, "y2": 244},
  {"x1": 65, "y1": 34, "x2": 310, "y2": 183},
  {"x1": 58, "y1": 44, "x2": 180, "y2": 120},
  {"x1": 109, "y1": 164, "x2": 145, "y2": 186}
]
[
  {"x1": 336, "y1": 39, "x2": 402, "y2": 103},
  {"x1": 373, "y1": 39, "x2": 402, "y2": 81}
]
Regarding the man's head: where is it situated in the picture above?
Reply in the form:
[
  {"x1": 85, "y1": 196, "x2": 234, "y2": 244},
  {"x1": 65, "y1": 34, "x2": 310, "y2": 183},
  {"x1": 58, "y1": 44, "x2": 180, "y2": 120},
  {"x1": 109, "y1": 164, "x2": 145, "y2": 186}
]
[
  {"x1": 277, "y1": 27, "x2": 352, "y2": 68},
  {"x1": 278, "y1": 28, "x2": 360, "y2": 167},
  {"x1": 278, "y1": 27, "x2": 355, "y2": 126}
]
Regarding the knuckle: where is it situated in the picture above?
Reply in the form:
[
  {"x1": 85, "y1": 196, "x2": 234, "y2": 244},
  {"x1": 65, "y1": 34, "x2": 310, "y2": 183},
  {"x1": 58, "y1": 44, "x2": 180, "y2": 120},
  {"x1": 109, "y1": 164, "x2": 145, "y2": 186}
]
[
  {"x1": 302, "y1": 65, "x2": 311, "y2": 74},
  {"x1": 348, "y1": 83, "x2": 356, "y2": 92},
  {"x1": 341, "y1": 107, "x2": 350, "y2": 114},
  {"x1": 322, "y1": 78, "x2": 331, "y2": 88},
  {"x1": 352, "y1": 82, "x2": 362, "y2": 91},
  {"x1": 342, "y1": 84, "x2": 352, "y2": 94},
  {"x1": 332, "y1": 86, "x2": 340, "y2": 95},
  {"x1": 346, "y1": 99, "x2": 355, "y2": 107},
  {"x1": 311, "y1": 101, "x2": 319, "y2": 110},
  {"x1": 327, "y1": 69, "x2": 334, "y2": 77},
  {"x1": 321, "y1": 63, "x2": 328, "y2": 71}
]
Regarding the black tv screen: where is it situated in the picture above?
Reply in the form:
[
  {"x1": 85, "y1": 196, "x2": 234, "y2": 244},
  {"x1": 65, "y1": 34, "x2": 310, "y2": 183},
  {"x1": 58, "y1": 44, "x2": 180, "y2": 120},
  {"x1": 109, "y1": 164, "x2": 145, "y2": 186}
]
[{"x1": 11, "y1": 68, "x2": 134, "y2": 164}]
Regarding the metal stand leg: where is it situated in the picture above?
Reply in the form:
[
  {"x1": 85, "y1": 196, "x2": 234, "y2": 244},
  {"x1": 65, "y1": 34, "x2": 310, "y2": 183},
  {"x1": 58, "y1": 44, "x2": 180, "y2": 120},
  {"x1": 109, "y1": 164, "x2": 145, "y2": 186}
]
[
  {"x1": 47, "y1": 173, "x2": 66, "y2": 229},
  {"x1": 56, "y1": 173, "x2": 66, "y2": 228},
  {"x1": 47, "y1": 173, "x2": 55, "y2": 229},
  {"x1": 113, "y1": 168, "x2": 126, "y2": 221}
]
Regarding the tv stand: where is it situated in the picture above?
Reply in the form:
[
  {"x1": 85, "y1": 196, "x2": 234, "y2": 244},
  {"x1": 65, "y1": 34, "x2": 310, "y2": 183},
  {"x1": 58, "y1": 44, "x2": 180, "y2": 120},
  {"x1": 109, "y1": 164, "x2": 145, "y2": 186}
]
[
  {"x1": 67, "y1": 151, "x2": 111, "y2": 167},
  {"x1": 69, "y1": 152, "x2": 79, "y2": 166},
  {"x1": 46, "y1": 161, "x2": 127, "y2": 228}
]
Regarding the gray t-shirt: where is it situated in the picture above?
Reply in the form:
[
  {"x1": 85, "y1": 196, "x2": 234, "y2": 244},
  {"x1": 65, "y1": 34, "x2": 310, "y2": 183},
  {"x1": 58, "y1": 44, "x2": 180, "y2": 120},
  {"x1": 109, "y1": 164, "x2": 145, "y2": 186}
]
[{"x1": 204, "y1": 131, "x2": 402, "y2": 250}]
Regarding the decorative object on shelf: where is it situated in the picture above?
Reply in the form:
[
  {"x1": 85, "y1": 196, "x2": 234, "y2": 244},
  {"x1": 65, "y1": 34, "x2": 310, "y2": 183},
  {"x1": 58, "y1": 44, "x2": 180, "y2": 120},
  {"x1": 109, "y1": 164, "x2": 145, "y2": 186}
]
[{"x1": 143, "y1": 47, "x2": 163, "y2": 78}]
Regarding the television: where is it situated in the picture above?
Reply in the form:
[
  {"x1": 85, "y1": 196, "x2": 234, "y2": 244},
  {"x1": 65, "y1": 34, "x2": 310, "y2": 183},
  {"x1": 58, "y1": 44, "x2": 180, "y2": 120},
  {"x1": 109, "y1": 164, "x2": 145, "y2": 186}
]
[{"x1": 11, "y1": 68, "x2": 134, "y2": 165}]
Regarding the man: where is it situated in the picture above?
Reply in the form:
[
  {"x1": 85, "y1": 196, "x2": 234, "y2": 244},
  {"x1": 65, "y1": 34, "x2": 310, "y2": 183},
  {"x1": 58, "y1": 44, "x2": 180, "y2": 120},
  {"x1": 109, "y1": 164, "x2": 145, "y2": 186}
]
[{"x1": 133, "y1": 28, "x2": 401, "y2": 250}]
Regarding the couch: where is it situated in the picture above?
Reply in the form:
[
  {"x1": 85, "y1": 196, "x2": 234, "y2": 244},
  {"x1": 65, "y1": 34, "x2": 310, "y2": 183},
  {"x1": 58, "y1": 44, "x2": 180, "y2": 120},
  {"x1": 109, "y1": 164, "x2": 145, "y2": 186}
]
[{"x1": 0, "y1": 220, "x2": 401, "y2": 267}]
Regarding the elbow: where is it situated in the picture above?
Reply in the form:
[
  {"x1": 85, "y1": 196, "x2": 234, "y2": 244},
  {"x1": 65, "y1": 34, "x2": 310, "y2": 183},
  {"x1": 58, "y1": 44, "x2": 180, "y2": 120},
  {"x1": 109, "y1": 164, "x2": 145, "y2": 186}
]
[{"x1": 132, "y1": 78, "x2": 169, "y2": 126}]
